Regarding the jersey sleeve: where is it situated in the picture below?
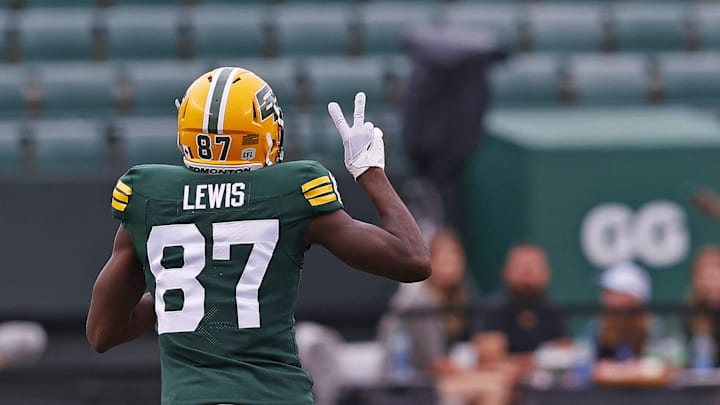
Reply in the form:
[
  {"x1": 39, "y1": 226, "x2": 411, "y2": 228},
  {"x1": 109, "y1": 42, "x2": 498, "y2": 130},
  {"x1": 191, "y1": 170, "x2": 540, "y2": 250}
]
[
  {"x1": 110, "y1": 171, "x2": 135, "y2": 222},
  {"x1": 298, "y1": 162, "x2": 344, "y2": 215}
]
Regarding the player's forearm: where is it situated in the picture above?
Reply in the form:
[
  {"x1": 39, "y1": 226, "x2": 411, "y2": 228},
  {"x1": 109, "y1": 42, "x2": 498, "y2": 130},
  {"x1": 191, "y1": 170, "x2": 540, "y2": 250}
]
[
  {"x1": 88, "y1": 294, "x2": 154, "y2": 353},
  {"x1": 358, "y1": 168, "x2": 431, "y2": 278},
  {"x1": 129, "y1": 292, "x2": 156, "y2": 339}
]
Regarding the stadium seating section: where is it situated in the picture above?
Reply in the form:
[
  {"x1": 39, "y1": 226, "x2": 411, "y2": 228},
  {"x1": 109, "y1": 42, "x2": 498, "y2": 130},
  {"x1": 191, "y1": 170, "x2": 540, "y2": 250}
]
[{"x1": 0, "y1": 0, "x2": 718, "y2": 176}]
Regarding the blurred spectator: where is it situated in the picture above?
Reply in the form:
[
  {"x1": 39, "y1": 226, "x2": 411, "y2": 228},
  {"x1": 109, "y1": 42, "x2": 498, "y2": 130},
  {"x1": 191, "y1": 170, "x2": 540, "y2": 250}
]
[
  {"x1": 432, "y1": 245, "x2": 566, "y2": 405},
  {"x1": 436, "y1": 332, "x2": 520, "y2": 405},
  {"x1": 688, "y1": 245, "x2": 720, "y2": 367},
  {"x1": 379, "y1": 227, "x2": 469, "y2": 375},
  {"x1": 591, "y1": 263, "x2": 677, "y2": 387},
  {"x1": 401, "y1": 27, "x2": 501, "y2": 228},
  {"x1": 595, "y1": 262, "x2": 652, "y2": 361},
  {"x1": 694, "y1": 188, "x2": 720, "y2": 218},
  {"x1": 0, "y1": 321, "x2": 47, "y2": 371},
  {"x1": 474, "y1": 244, "x2": 568, "y2": 355},
  {"x1": 295, "y1": 322, "x2": 343, "y2": 405}
]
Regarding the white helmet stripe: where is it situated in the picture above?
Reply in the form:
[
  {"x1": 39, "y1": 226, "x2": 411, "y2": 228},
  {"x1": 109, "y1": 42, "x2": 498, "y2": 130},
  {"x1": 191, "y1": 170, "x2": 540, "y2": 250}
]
[
  {"x1": 202, "y1": 68, "x2": 224, "y2": 134},
  {"x1": 217, "y1": 68, "x2": 241, "y2": 135}
]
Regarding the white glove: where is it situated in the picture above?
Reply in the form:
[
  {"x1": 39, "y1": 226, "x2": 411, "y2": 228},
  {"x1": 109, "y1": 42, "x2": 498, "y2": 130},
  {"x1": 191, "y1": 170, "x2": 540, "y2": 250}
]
[{"x1": 327, "y1": 92, "x2": 385, "y2": 180}]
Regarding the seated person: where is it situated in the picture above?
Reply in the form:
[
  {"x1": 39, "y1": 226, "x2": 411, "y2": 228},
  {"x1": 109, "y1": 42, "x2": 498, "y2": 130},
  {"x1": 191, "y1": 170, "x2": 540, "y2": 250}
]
[
  {"x1": 688, "y1": 245, "x2": 720, "y2": 367},
  {"x1": 474, "y1": 244, "x2": 568, "y2": 355},
  {"x1": 433, "y1": 244, "x2": 564, "y2": 405},
  {"x1": 379, "y1": 227, "x2": 469, "y2": 375},
  {"x1": 595, "y1": 262, "x2": 652, "y2": 361},
  {"x1": 591, "y1": 263, "x2": 675, "y2": 387},
  {"x1": 437, "y1": 332, "x2": 519, "y2": 405}
]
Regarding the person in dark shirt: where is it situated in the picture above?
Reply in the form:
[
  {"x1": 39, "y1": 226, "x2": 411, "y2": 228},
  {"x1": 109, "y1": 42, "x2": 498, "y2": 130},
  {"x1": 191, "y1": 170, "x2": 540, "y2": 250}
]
[{"x1": 476, "y1": 244, "x2": 567, "y2": 354}]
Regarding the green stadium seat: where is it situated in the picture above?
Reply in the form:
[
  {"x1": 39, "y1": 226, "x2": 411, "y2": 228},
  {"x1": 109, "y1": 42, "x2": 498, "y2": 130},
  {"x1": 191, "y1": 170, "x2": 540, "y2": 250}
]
[
  {"x1": 282, "y1": 0, "x2": 355, "y2": 3},
  {"x1": 195, "y1": 0, "x2": 266, "y2": 4},
  {"x1": 375, "y1": 110, "x2": 405, "y2": 168},
  {"x1": 0, "y1": 120, "x2": 23, "y2": 175},
  {"x1": 527, "y1": 4, "x2": 605, "y2": 52},
  {"x1": 30, "y1": 118, "x2": 108, "y2": 175},
  {"x1": 0, "y1": 11, "x2": 5, "y2": 57},
  {"x1": 359, "y1": 2, "x2": 438, "y2": 54},
  {"x1": 442, "y1": 4, "x2": 518, "y2": 50},
  {"x1": 18, "y1": 8, "x2": 96, "y2": 61},
  {"x1": 303, "y1": 56, "x2": 386, "y2": 107},
  {"x1": 35, "y1": 63, "x2": 116, "y2": 116},
  {"x1": 277, "y1": 117, "x2": 307, "y2": 165},
  {"x1": 104, "y1": 6, "x2": 183, "y2": 60},
  {"x1": 569, "y1": 54, "x2": 649, "y2": 105},
  {"x1": 24, "y1": 0, "x2": 96, "y2": 6},
  {"x1": 0, "y1": 65, "x2": 27, "y2": 114},
  {"x1": 214, "y1": 58, "x2": 297, "y2": 106},
  {"x1": 696, "y1": 4, "x2": 720, "y2": 50},
  {"x1": 612, "y1": 3, "x2": 688, "y2": 51},
  {"x1": 274, "y1": 5, "x2": 350, "y2": 56},
  {"x1": 659, "y1": 53, "x2": 720, "y2": 105},
  {"x1": 386, "y1": 55, "x2": 411, "y2": 83},
  {"x1": 104, "y1": 0, "x2": 179, "y2": 4},
  {"x1": 190, "y1": 5, "x2": 266, "y2": 59},
  {"x1": 309, "y1": 110, "x2": 344, "y2": 168},
  {"x1": 385, "y1": 55, "x2": 411, "y2": 105},
  {"x1": 124, "y1": 60, "x2": 210, "y2": 115},
  {"x1": 490, "y1": 54, "x2": 563, "y2": 107},
  {"x1": 277, "y1": 107, "x2": 310, "y2": 161},
  {"x1": 112, "y1": 117, "x2": 180, "y2": 166}
]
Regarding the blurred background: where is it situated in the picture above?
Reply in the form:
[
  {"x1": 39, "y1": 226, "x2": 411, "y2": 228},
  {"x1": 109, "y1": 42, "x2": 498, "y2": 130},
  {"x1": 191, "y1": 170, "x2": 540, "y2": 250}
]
[{"x1": 1, "y1": 0, "x2": 720, "y2": 404}]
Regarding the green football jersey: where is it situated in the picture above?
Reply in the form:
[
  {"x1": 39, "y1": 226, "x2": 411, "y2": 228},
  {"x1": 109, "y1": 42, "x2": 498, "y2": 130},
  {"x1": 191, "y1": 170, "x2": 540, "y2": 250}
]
[{"x1": 110, "y1": 160, "x2": 343, "y2": 405}]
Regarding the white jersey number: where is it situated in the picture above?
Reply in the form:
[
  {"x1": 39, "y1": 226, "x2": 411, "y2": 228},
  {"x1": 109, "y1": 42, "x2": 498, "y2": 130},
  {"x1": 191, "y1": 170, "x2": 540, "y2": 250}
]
[{"x1": 146, "y1": 219, "x2": 279, "y2": 334}]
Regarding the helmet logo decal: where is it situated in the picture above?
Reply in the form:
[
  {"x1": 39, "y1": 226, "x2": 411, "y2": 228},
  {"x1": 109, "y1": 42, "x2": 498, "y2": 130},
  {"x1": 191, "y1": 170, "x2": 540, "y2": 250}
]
[
  {"x1": 242, "y1": 134, "x2": 260, "y2": 145},
  {"x1": 254, "y1": 85, "x2": 281, "y2": 123},
  {"x1": 241, "y1": 148, "x2": 256, "y2": 160}
]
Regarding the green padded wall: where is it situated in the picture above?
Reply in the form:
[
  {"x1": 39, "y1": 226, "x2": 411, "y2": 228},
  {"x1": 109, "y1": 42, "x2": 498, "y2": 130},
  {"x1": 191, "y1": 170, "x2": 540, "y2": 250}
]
[{"x1": 464, "y1": 107, "x2": 720, "y2": 304}]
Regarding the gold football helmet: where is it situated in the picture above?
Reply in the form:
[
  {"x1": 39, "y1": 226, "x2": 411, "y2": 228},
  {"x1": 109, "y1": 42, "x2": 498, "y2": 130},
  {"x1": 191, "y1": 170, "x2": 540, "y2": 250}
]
[{"x1": 177, "y1": 67, "x2": 284, "y2": 173}]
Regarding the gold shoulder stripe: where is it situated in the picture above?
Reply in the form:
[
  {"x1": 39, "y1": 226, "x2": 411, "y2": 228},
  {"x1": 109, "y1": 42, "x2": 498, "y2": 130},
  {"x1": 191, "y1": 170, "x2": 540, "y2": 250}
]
[
  {"x1": 116, "y1": 180, "x2": 132, "y2": 195},
  {"x1": 308, "y1": 193, "x2": 338, "y2": 207},
  {"x1": 112, "y1": 198, "x2": 127, "y2": 212},
  {"x1": 113, "y1": 188, "x2": 129, "y2": 203},
  {"x1": 301, "y1": 176, "x2": 330, "y2": 193},
  {"x1": 303, "y1": 184, "x2": 334, "y2": 199}
]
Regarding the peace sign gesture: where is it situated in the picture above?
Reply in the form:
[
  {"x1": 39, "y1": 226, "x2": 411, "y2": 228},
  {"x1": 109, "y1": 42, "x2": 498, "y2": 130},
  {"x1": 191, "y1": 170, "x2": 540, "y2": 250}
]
[{"x1": 327, "y1": 92, "x2": 385, "y2": 180}]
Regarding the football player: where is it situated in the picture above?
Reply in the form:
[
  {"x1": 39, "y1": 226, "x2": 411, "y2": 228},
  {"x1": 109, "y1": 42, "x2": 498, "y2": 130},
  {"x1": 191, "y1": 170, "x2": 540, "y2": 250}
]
[{"x1": 86, "y1": 67, "x2": 431, "y2": 405}]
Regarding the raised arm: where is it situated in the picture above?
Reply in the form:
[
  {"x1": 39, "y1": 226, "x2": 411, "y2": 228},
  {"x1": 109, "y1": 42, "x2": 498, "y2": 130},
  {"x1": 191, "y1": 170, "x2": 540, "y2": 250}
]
[
  {"x1": 694, "y1": 188, "x2": 720, "y2": 218},
  {"x1": 306, "y1": 92, "x2": 431, "y2": 282},
  {"x1": 86, "y1": 225, "x2": 155, "y2": 353}
]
